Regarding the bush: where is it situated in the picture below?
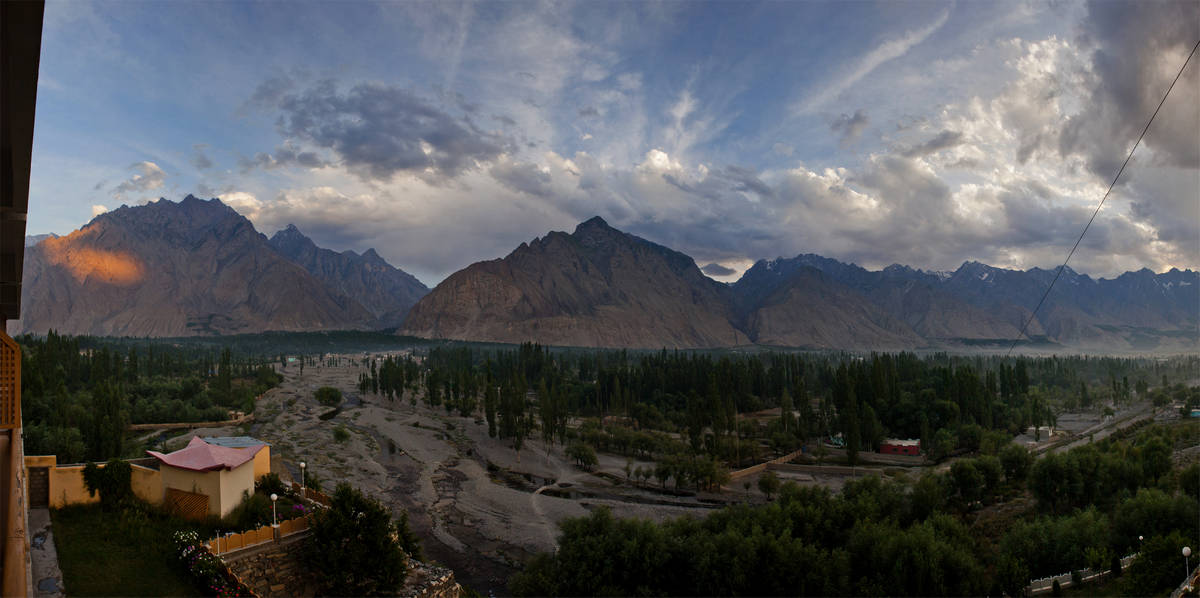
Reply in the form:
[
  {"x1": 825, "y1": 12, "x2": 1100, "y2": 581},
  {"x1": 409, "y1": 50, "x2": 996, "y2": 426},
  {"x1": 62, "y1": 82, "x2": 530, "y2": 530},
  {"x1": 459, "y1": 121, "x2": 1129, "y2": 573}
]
[
  {"x1": 334, "y1": 425, "x2": 351, "y2": 443},
  {"x1": 315, "y1": 386, "x2": 343, "y2": 407},
  {"x1": 255, "y1": 472, "x2": 288, "y2": 496},
  {"x1": 303, "y1": 484, "x2": 407, "y2": 595},
  {"x1": 82, "y1": 459, "x2": 134, "y2": 511},
  {"x1": 171, "y1": 530, "x2": 253, "y2": 596},
  {"x1": 224, "y1": 491, "x2": 273, "y2": 531}
]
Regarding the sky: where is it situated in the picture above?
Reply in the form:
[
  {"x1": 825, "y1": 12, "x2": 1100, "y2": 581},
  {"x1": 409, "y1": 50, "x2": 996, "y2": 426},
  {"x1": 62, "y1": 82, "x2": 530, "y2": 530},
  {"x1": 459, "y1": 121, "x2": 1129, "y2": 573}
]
[{"x1": 29, "y1": 0, "x2": 1200, "y2": 286}]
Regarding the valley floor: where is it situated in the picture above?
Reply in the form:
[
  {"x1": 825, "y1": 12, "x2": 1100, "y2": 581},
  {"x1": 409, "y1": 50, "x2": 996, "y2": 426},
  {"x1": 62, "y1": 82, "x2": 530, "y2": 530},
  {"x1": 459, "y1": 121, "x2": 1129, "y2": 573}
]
[{"x1": 166, "y1": 355, "x2": 1173, "y2": 595}]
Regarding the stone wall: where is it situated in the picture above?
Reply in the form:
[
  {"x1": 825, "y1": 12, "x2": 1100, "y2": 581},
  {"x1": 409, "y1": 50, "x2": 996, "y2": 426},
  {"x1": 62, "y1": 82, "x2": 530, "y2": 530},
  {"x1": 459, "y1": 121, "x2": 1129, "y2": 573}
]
[
  {"x1": 222, "y1": 532, "x2": 319, "y2": 597},
  {"x1": 400, "y1": 560, "x2": 462, "y2": 598},
  {"x1": 221, "y1": 532, "x2": 462, "y2": 598}
]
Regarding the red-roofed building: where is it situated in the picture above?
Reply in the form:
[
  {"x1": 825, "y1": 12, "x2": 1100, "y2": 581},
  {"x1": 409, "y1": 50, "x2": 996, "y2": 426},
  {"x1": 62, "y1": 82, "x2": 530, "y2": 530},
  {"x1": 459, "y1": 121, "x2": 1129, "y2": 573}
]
[
  {"x1": 147, "y1": 437, "x2": 267, "y2": 518},
  {"x1": 879, "y1": 438, "x2": 921, "y2": 456}
]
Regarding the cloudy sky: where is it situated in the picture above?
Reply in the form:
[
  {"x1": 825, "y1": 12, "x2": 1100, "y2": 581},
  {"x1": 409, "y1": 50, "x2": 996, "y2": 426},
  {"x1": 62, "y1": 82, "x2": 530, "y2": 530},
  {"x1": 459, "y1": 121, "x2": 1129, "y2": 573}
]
[{"x1": 29, "y1": 0, "x2": 1199, "y2": 285}]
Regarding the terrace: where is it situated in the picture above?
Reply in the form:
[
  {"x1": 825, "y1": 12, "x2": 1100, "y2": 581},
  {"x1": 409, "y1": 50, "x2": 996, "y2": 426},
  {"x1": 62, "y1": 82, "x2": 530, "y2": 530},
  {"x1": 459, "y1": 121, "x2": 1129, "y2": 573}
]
[{"x1": 0, "y1": 2, "x2": 47, "y2": 594}]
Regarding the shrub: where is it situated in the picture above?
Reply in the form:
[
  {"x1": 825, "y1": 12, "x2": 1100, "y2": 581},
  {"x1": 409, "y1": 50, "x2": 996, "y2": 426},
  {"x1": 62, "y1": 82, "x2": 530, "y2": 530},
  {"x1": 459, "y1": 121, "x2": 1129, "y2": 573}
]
[
  {"x1": 334, "y1": 425, "x2": 351, "y2": 443},
  {"x1": 315, "y1": 386, "x2": 343, "y2": 407},
  {"x1": 223, "y1": 491, "x2": 273, "y2": 532},
  {"x1": 82, "y1": 459, "x2": 134, "y2": 511},
  {"x1": 303, "y1": 484, "x2": 407, "y2": 595},
  {"x1": 255, "y1": 472, "x2": 288, "y2": 496},
  {"x1": 171, "y1": 530, "x2": 254, "y2": 596}
]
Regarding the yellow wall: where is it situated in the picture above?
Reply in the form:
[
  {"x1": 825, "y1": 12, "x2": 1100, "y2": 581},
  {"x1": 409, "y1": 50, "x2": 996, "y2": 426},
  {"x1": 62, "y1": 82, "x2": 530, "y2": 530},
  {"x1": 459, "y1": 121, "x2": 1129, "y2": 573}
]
[
  {"x1": 25, "y1": 456, "x2": 163, "y2": 508},
  {"x1": 131, "y1": 464, "x2": 162, "y2": 504},
  {"x1": 250, "y1": 446, "x2": 271, "y2": 480},
  {"x1": 161, "y1": 461, "x2": 255, "y2": 518},
  {"x1": 219, "y1": 462, "x2": 255, "y2": 517}
]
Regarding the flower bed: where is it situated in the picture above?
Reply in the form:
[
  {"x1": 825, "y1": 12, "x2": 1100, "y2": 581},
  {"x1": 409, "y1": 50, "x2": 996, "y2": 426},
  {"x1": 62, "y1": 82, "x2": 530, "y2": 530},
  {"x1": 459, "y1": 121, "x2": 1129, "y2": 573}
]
[{"x1": 172, "y1": 530, "x2": 257, "y2": 597}]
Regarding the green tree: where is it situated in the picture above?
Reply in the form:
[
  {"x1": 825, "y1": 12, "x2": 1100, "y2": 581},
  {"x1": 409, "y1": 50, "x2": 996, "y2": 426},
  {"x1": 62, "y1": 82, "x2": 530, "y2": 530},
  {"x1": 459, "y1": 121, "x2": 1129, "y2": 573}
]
[
  {"x1": 1000, "y1": 443, "x2": 1033, "y2": 483},
  {"x1": 1123, "y1": 531, "x2": 1192, "y2": 595},
  {"x1": 303, "y1": 483, "x2": 408, "y2": 596},
  {"x1": 82, "y1": 458, "x2": 133, "y2": 511},
  {"x1": 216, "y1": 347, "x2": 233, "y2": 406},
  {"x1": 758, "y1": 470, "x2": 781, "y2": 499},
  {"x1": 566, "y1": 442, "x2": 598, "y2": 470},
  {"x1": 87, "y1": 381, "x2": 128, "y2": 461},
  {"x1": 315, "y1": 386, "x2": 343, "y2": 407}
]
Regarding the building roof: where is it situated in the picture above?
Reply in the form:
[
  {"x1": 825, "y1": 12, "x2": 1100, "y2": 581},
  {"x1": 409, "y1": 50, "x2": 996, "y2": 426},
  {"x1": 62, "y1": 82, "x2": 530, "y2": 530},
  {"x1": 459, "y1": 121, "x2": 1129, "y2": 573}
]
[
  {"x1": 882, "y1": 438, "x2": 921, "y2": 446},
  {"x1": 147, "y1": 436, "x2": 264, "y2": 472},
  {"x1": 202, "y1": 436, "x2": 271, "y2": 448}
]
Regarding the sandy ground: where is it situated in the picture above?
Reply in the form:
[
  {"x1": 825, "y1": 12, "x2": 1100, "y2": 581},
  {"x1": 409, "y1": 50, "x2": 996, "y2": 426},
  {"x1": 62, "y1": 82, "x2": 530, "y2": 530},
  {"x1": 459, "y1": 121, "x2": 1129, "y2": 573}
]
[{"x1": 180, "y1": 359, "x2": 730, "y2": 594}]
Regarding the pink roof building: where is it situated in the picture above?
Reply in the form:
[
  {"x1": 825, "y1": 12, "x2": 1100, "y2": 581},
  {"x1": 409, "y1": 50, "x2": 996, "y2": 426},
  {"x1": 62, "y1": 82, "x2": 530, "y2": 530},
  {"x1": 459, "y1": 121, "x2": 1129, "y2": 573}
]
[
  {"x1": 147, "y1": 436, "x2": 264, "y2": 472},
  {"x1": 147, "y1": 436, "x2": 269, "y2": 518}
]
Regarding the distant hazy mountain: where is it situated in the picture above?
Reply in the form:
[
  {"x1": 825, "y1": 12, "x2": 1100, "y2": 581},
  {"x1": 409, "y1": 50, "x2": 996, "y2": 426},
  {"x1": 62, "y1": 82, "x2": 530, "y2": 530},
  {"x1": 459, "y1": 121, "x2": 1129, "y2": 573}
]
[
  {"x1": 742, "y1": 255, "x2": 1198, "y2": 351},
  {"x1": 404, "y1": 218, "x2": 1198, "y2": 351},
  {"x1": 269, "y1": 224, "x2": 428, "y2": 328},
  {"x1": 24, "y1": 233, "x2": 58, "y2": 247},
  {"x1": 11, "y1": 196, "x2": 422, "y2": 337},
  {"x1": 401, "y1": 217, "x2": 749, "y2": 348}
]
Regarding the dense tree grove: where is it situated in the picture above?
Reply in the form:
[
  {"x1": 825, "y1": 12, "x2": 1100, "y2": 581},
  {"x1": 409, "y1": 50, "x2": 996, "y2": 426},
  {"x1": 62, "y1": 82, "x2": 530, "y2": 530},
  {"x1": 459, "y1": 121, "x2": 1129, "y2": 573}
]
[
  {"x1": 512, "y1": 422, "x2": 1199, "y2": 596},
  {"x1": 358, "y1": 343, "x2": 1194, "y2": 470},
  {"x1": 18, "y1": 332, "x2": 282, "y2": 462}
]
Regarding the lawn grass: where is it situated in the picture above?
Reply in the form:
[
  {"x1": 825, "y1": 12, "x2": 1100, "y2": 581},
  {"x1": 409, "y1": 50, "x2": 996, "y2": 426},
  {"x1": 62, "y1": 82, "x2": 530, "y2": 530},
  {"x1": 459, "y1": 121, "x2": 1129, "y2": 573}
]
[{"x1": 51, "y1": 502, "x2": 202, "y2": 597}]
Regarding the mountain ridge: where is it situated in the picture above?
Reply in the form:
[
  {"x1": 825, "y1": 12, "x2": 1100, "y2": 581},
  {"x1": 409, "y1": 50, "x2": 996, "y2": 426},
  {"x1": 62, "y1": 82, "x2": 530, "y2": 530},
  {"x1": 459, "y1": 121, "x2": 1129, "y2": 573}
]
[
  {"x1": 11, "y1": 195, "x2": 426, "y2": 337},
  {"x1": 405, "y1": 219, "x2": 1198, "y2": 351}
]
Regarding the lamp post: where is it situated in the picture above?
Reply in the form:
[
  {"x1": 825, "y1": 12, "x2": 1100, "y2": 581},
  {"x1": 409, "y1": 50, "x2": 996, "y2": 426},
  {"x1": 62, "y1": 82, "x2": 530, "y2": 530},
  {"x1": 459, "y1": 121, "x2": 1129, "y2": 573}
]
[
  {"x1": 271, "y1": 493, "x2": 278, "y2": 527},
  {"x1": 1184, "y1": 546, "x2": 1192, "y2": 588},
  {"x1": 300, "y1": 461, "x2": 306, "y2": 498}
]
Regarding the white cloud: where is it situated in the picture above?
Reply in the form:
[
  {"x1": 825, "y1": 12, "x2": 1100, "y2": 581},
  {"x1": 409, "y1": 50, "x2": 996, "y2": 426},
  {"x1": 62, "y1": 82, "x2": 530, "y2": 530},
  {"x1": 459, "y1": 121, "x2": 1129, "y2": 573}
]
[
  {"x1": 111, "y1": 161, "x2": 167, "y2": 201},
  {"x1": 793, "y1": 9, "x2": 951, "y2": 114},
  {"x1": 91, "y1": 204, "x2": 108, "y2": 218}
]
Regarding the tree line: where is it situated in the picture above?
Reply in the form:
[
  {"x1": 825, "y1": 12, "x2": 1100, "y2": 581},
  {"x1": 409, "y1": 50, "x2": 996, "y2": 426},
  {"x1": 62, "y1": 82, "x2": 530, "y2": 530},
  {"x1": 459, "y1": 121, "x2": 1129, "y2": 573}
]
[
  {"x1": 18, "y1": 332, "x2": 282, "y2": 463},
  {"x1": 511, "y1": 421, "x2": 1200, "y2": 596}
]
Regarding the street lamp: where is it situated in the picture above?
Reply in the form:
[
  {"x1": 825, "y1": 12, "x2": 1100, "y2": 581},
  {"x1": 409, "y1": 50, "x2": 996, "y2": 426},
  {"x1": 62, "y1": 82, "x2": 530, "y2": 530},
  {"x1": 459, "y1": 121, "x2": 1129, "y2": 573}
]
[
  {"x1": 1184, "y1": 546, "x2": 1192, "y2": 587},
  {"x1": 300, "y1": 461, "x2": 306, "y2": 498},
  {"x1": 271, "y1": 493, "x2": 279, "y2": 527}
]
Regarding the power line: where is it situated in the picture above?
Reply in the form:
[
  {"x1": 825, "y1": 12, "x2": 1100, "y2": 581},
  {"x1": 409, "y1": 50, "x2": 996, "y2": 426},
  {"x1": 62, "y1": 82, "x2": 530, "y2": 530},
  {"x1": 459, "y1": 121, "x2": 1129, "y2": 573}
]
[{"x1": 1006, "y1": 38, "x2": 1200, "y2": 356}]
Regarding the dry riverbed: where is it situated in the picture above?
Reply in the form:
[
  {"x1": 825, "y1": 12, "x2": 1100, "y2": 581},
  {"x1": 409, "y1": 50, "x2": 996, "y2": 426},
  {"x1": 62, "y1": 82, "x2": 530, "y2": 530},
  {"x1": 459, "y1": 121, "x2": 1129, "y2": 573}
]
[{"x1": 171, "y1": 359, "x2": 728, "y2": 594}]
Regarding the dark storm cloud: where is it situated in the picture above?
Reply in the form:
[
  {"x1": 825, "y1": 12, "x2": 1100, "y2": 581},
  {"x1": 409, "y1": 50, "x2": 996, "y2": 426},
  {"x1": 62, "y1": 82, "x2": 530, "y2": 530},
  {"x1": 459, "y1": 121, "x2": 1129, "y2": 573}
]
[
  {"x1": 701, "y1": 262, "x2": 736, "y2": 277},
  {"x1": 191, "y1": 144, "x2": 213, "y2": 169},
  {"x1": 903, "y1": 130, "x2": 964, "y2": 157},
  {"x1": 1061, "y1": 1, "x2": 1199, "y2": 176},
  {"x1": 265, "y1": 80, "x2": 513, "y2": 181},
  {"x1": 830, "y1": 109, "x2": 869, "y2": 145}
]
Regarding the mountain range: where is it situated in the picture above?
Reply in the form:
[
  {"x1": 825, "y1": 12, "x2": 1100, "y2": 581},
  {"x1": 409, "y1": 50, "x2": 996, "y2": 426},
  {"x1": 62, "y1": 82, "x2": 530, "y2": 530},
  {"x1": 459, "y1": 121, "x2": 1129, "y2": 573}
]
[
  {"x1": 403, "y1": 218, "x2": 1198, "y2": 351},
  {"x1": 11, "y1": 197, "x2": 1197, "y2": 352},
  {"x1": 12, "y1": 196, "x2": 428, "y2": 336}
]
